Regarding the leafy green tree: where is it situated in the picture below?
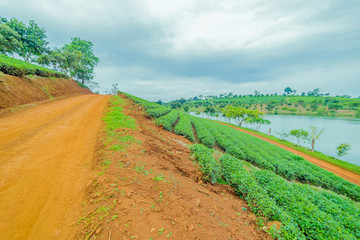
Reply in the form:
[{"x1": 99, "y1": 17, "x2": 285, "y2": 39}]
[
  {"x1": 336, "y1": 143, "x2": 351, "y2": 158},
  {"x1": 310, "y1": 102, "x2": 319, "y2": 111},
  {"x1": 275, "y1": 130, "x2": 290, "y2": 140},
  {"x1": 246, "y1": 116, "x2": 271, "y2": 131},
  {"x1": 183, "y1": 105, "x2": 189, "y2": 112},
  {"x1": 1, "y1": 17, "x2": 48, "y2": 62},
  {"x1": 63, "y1": 37, "x2": 99, "y2": 84},
  {"x1": 37, "y1": 47, "x2": 82, "y2": 75},
  {"x1": 266, "y1": 100, "x2": 277, "y2": 111},
  {"x1": 309, "y1": 126, "x2": 324, "y2": 152},
  {"x1": 284, "y1": 87, "x2": 292, "y2": 95},
  {"x1": 221, "y1": 105, "x2": 263, "y2": 127},
  {"x1": 290, "y1": 129, "x2": 309, "y2": 146},
  {"x1": 0, "y1": 24, "x2": 22, "y2": 55}
]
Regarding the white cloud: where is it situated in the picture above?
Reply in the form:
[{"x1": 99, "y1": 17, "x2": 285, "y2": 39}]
[{"x1": 1, "y1": 0, "x2": 359, "y2": 99}]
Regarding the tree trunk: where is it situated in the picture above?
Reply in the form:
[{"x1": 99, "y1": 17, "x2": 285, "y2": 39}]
[
  {"x1": 239, "y1": 119, "x2": 244, "y2": 127},
  {"x1": 311, "y1": 138, "x2": 315, "y2": 152},
  {"x1": 82, "y1": 79, "x2": 85, "y2": 84}
]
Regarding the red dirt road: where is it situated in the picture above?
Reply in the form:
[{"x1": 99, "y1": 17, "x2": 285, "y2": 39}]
[
  {"x1": 218, "y1": 122, "x2": 360, "y2": 186},
  {"x1": 0, "y1": 95, "x2": 109, "y2": 240}
]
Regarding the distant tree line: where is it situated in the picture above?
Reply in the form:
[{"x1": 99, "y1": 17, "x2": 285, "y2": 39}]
[{"x1": 0, "y1": 17, "x2": 99, "y2": 84}]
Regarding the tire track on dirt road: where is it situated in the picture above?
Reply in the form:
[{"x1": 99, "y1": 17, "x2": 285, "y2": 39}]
[{"x1": 0, "y1": 94, "x2": 110, "y2": 240}]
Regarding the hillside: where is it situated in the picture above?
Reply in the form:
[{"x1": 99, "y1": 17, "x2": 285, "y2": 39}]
[
  {"x1": 0, "y1": 95, "x2": 270, "y2": 240},
  {"x1": 125, "y1": 93, "x2": 360, "y2": 239},
  {"x1": 1, "y1": 89, "x2": 360, "y2": 239},
  {"x1": 0, "y1": 55, "x2": 92, "y2": 112},
  {"x1": 171, "y1": 95, "x2": 360, "y2": 118}
]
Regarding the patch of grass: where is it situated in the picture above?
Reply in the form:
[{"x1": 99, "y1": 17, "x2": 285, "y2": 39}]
[
  {"x1": 158, "y1": 228, "x2": 165, "y2": 236},
  {"x1": 104, "y1": 96, "x2": 137, "y2": 134},
  {"x1": 76, "y1": 81, "x2": 89, "y2": 89},
  {"x1": 41, "y1": 85, "x2": 54, "y2": 99},
  {"x1": 153, "y1": 174, "x2": 165, "y2": 182}
]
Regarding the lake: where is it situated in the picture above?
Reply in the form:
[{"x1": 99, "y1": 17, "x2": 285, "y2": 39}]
[{"x1": 190, "y1": 112, "x2": 360, "y2": 166}]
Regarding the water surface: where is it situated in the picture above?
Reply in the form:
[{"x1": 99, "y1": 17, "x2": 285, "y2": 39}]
[{"x1": 190, "y1": 112, "x2": 360, "y2": 166}]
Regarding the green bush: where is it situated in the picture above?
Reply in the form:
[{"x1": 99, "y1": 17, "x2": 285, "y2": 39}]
[
  {"x1": 0, "y1": 54, "x2": 69, "y2": 78},
  {"x1": 174, "y1": 112, "x2": 195, "y2": 142}
]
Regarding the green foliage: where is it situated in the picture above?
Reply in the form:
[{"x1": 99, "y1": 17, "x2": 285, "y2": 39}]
[
  {"x1": 1, "y1": 17, "x2": 48, "y2": 62},
  {"x1": 290, "y1": 129, "x2": 309, "y2": 146},
  {"x1": 190, "y1": 144, "x2": 221, "y2": 183},
  {"x1": 309, "y1": 126, "x2": 324, "y2": 152},
  {"x1": 62, "y1": 37, "x2": 99, "y2": 83},
  {"x1": 221, "y1": 105, "x2": 264, "y2": 127},
  {"x1": 191, "y1": 145, "x2": 360, "y2": 239},
  {"x1": 0, "y1": 54, "x2": 69, "y2": 78},
  {"x1": 104, "y1": 96, "x2": 137, "y2": 134},
  {"x1": 123, "y1": 92, "x2": 163, "y2": 109},
  {"x1": 38, "y1": 37, "x2": 99, "y2": 84},
  {"x1": 191, "y1": 117, "x2": 215, "y2": 148},
  {"x1": 174, "y1": 112, "x2": 195, "y2": 142},
  {"x1": 0, "y1": 24, "x2": 22, "y2": 55},
  {"x1": 337, "y1": 143, "x2": 351, "y2": 158},
  {"x1": 245, "y1": 116, "x2": 271, "y2": 131},
  {"x1": 76, "y1": 81, "x2": 89, "y2": 89},
  {"x1": 155, "y1": 110, "x2": 179, "y2": 131},
  {"x1": 146, "y1": 107, "x2": 171, "y2": 118},
  {"x1": 236, "y1": 125, "x2": 360, "y2": 175},
  {"x1": 189, "y1": 115, "x2": 360, "y2": 201}
]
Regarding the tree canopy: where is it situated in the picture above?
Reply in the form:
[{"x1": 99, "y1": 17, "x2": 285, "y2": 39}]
[
  {"x1": 1, "y1": 17, "x2": 48, "y2": 62},
  {"x1": 38, "y1": 37, "x2": 99, "y2": 84},
  {"x1": 1, "y1": 17, "x2": 99, "y2": 85}
]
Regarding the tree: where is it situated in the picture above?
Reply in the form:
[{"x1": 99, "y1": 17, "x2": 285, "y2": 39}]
[
  {"x1": 204, "y1": 106, "x2": 215, "y2": 118},
  {"x1": 63, "y1": 37, "x2": 99, "y2": 84},
  {"x1": 275, "y1": 130, "x2": 290, "y2": 140},
  {"x1": 0, "y1": 24, "x2": 22, "y2": 55},
  {"x1": 336, "y1": 143, "x2": 351, "y2": 158},
  {"x1": 309, "y1": 126, "x2": 324, "y2": 152},
  {"x1": 86, "y1": 80, "x2": 99, "y2": 92},
  {"x1": 290, "y1": 129, "x2": 309, "y2": 146},
  {"x1": 310, "y1": 102, "x2": 319, "y2": 111},
  {"x1": 183, "y1": 105, "x2": 189, "y2": 112},
  {"x1": 37, "y1": 47, "x2": 82, "y2": 75},
  {"x1": 110, "y1": 83, "x2": 119, "y2": 95},
  {"x1": 1, "y1": 17, "x2": 48, "y2": 62},
  {"x1": 221, "y1": 105, "x2": 263, "y2": 127},
  {"x1": 284, "y1": 87, "x2": 292, "y2": 95},
  {"x1": 246, "y1": 116, "x2": 271, "y2": 131}
]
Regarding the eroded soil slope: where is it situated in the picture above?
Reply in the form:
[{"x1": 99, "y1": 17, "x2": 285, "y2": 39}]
[
  {"x1": 0, "y1": 73, "x2": 91, "y2": 110},
  {"x1": 0, "y1": 95, "x2": 109, "y2": 240},
  {"x1": 77, "y1": 96, "x2": 271, "y2": 240}
]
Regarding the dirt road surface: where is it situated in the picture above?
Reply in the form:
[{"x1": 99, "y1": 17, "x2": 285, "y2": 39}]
[
  {"x1": 0, "y1": 94, "x2": 109, "y2": 240},
  {"x1": 218, "y1": 122, "x2": 360, "y2": 186}
]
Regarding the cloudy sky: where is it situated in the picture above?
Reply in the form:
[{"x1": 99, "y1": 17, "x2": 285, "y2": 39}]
[{"x1": 1, "y1": 0, "x2": 360, "y2": 101}]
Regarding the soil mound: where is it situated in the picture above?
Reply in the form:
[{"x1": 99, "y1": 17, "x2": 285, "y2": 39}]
[{"x1": 0, "y1": 73, "x2": 91, "y2": 110}]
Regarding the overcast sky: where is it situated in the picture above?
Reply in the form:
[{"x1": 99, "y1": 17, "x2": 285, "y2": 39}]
[{"x1": 1, "y1": 0, "x2": 360, "y2": 101}]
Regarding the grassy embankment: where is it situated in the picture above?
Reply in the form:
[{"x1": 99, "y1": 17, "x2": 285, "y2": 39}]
[
  {"x1": 0, "y1": 54, "x2": 69, "y2": 79},
  {"x1": 216, "y1": 120, "x2": 360, "y2": 175}
]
